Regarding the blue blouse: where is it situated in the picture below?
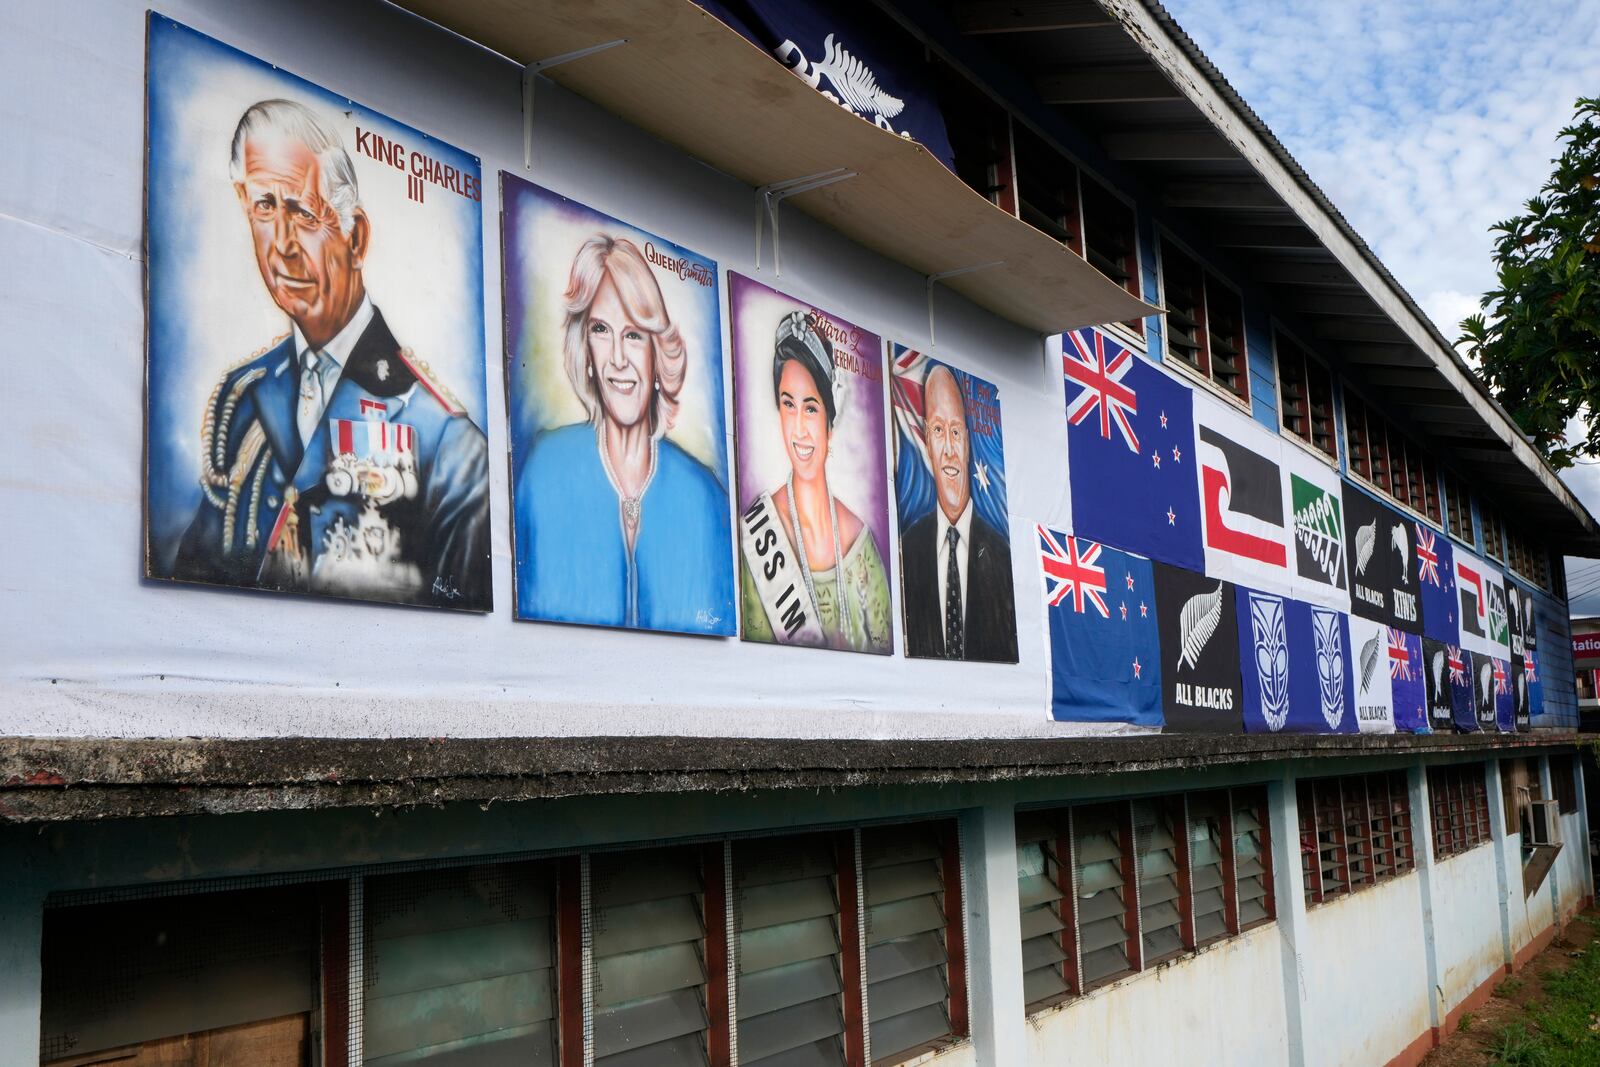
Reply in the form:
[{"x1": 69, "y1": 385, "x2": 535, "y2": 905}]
[{"x1": 515, "y1": 424, "x2": 735, "y2": 635}]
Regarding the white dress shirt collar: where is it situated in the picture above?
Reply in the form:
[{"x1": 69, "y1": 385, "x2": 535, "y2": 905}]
[{"x1": 293, "y1": 294, "x2": 374, "y2": 375}]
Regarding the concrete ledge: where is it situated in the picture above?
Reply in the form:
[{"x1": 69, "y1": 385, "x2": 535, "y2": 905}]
[
  {"x1": 1512, "y1": 921, "x2": 1560, "y2": 972},
  {"x1": 0, "y1": 731, "x2": 1580, "y2": 823}
]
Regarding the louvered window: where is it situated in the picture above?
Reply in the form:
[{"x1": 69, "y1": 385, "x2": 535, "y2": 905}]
[
  {"x1": 363, "y1": 863, "x2": 557, "y2": 1066},
  {"x1": 1430, "y1": 764, "x2": 1493, "y2": 859},
  {"x1": 862, "y1": 823, "x2": 960, "y2": 1063},
  {"x1": 1276, "y1": 332, "x2": 1336, "y2": 460},
  {"x1": 1015, "y1": 811, "x2": 1073, "y2": 1009},
  {"x1": 1298, "y1": 781, "x2": 1321, "y2": 906},
  {"x1": 1446, "y1": 475, "x2": 1473, "y2": 543},
  {"x1": 1188, "y1": 793, "x2": 1230, "y2": 944},
  {"x1": 590, "y1": 849, "x2": 710, "y2": 1067},
  {"x1": 1074, "y1": 803, "x2": 1136, "y2": 987},
  {"x1": 1313, "y1": 779, "x2": 1351, "y2": 900},
  {"x1": 734, "y1": 835, "x2": 849, "y2": 1067},
  {"x1": 1300, "y1": 773, "x2": 1416, "y2": 905},
  {"x1": 1233, "y1": 789, "x2": 1274, "y2": 928},
  {"x1": 1132, "y1": 799, "x2": 1184, "y2": 964}
]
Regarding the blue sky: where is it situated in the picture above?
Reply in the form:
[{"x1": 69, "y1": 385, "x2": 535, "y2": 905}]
[{"x1": 1161, "y1": 0, "x2": 1600, "y2": 609}]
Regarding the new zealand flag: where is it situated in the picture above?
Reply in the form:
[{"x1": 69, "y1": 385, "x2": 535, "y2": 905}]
[
  {"x1": 1039, "y1": 525, "x2": 1162, "y2": 727},
  {"x1": 1388, "y1": 627, "x2": 1427, "y2": 733},
  {"x1": 1416, "y1": 523, "x2": 1458, "y2": 645},
  {"x1": 1422, "y1": 637, "x2": 1472, "y2": 733},
  {"x1": 1236, "y1": 588, "x2": 1356, "y2": 734},
  {"x1": 1064, "y1": 328, "x2": 1203, "y2": 572}
]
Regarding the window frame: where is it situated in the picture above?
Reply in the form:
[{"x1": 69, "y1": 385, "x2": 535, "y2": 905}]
[
  {"x1": 1299, "y1": 771, "x2": 1415, "y2": 907},
  {"x1": 1017, "y1": 784, "x2": 1276, "y2": 1014},
  {"x1": 1271, "y1": 322, "x2": 1339, "y2": 465},
  {"x1": 1155, "y1": 229, "x2": 1252, "y2": 410},
  {"x1": 1341, "y1": 386, "x2": 1446, "y2": 529},
  {"x1": 1078, "y1": 171, "x2": 1147, "y2": 349}
]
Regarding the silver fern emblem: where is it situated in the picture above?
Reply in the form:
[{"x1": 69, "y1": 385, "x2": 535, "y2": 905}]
[
  {"x1": 1178, "y1": 582, "x2": 1224, "y2": 671},
  {"x1": 1431, "y1": 648, "x2": 1445, "y2": 696},
  {"x1": 1313, "y1": 609, "x2": 1345, "y2": 728},
  {"x1": 1479, "y1": 661, "x2": 1494, "y2": 707},
  {"x1": 1392, "y1": 523, "x2": 1409, "y2": 584},
  {"x1": 1250, "y1": 594, "x2": 1290, "y2": 731},
  {"x1": 1359, "y1": 632, "x2": 1381, "y2": 693},
  {"x1": 813, "y1": 34, "x2": 905, "y2": 119},
  {"x1": 1355, "y1": 519, "x2": 1377, "y2": 575}
]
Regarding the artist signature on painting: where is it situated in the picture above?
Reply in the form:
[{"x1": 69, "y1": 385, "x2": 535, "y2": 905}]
[
  {"x1": 432, "y1": 576, "x2": 463, "y2": 601},
  {"x1": 696, "y1": 609, "x2": 722, "y2": 628}
]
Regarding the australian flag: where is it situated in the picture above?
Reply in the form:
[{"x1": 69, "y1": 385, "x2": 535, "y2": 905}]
[
  {"x1": 1416, "y1": 523, "x2": 1458, "y2": 644},
  {"x1": 1040, "y1": 524, "x2": 1162, "y2": 727},
  {"x1": 1064, "y1": 327, "x2": 1202, "y2": 572}
]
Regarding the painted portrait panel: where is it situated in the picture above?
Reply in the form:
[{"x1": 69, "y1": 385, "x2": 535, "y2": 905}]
[
  {"x1": 890, "y1": 347, "x2": 1016, "y2": 662},
  {"x1": 143, "y1": 16, "x2": 490, "y2": 610},
  {"x1": 729, "y1": 273, "x2": 893, "y2": 654},
  {"x1": 503, "y1": 176, "x2": 734, "y2": 635}
]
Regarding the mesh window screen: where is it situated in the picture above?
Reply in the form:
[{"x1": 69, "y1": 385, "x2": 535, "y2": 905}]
[
  {"x1": 1132, "y1": 799, "x2": 1183, "y2": 963},
  {"x1": 734, "y1": 835, "x2": 847, "y2": 1067},
  {"x1": 1073, "y1": 803, "x2": 1132, "y2": 987},
  {"x1": 1232, "y1": 791, "x2": 1270, "y2": 926},
  {"x1": 1187, "y1": 793, "x2": 1229, "y2": 943},
  {"x1": 1014, "y1": 811, "x2": 1071, "y2": 1008},
  {"x1": 362, "y1": 862, "x2": 556, "y2": 1066},
  {"x1": 861, "y1": 824, "x2": 951, "y2": 1063},
  {"x1": 40, "y1": 884, "x2": 320, "y2": 1065},
  {"x1": 590, "y1": 849, "x2": 710, "y2": 1067}
]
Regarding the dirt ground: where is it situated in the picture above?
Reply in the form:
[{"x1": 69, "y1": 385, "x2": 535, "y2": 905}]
[{"x1": 1422, "y1": 907, "x2": 1600, "y2": 1065}]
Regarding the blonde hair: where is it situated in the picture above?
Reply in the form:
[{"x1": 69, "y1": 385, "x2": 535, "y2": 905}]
[{"x1": 562, "y1": 235, "x2": 687, "y2": 436}]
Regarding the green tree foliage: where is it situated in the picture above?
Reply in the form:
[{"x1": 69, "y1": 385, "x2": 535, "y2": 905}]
[{"x1": 1461, "y1": 97, "x2": 1600, "y2": 470}]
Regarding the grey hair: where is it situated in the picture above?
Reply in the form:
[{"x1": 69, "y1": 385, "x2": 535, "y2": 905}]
[{"x1": 229, "y1": 99, "x2": 361, "y2": 235}]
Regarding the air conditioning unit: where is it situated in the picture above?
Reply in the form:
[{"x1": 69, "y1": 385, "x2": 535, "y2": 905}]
[{"x1": 1524, "y1": 799, "x2": 1561, "y2": 847}]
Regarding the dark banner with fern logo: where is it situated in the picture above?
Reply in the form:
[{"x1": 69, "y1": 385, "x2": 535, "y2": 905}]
[
  {"x1": 1154, "y1": 563, "x2": 1241, "y2": 734},
  {"x1": 1342, "y1": 484, "x2": 1424, "y2": 634}
]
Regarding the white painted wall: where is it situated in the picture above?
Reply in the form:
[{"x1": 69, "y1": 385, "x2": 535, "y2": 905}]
[
  {"x1": 1024, "y1": 926, "x2": 1288, "y2": 1066},
  {"x1": 1300, "y1": 875, "x2": 1431, "y2": 1067},
  {"x1": 1431, "y1": 844, "x2": 1504, "y2": 1012},
  {"x1": 0, "y1": 0, "x2": 1087, "y2": 740},
  {"x1": 1503, "y1": 832, "x2": 1557, "y2": 957},
  {"x1": 1556, "y1": 808, "x2": 1590, "y2": 920}
]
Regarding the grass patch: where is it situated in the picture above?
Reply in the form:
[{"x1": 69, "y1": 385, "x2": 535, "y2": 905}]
[
  {"x1": 1498, "y1": 978, "x2": 1526, "y2": 999},
  {"x1": 1459, "y1": 1013, "x2": 1475, "y2": 1032},
  {"x1": 1487, "y1": 940, "x2": 1600, "y2": 1065}
]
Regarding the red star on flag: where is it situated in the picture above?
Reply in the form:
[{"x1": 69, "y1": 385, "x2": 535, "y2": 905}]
[
  {"x1": 1140, "y1": 601, "x2": 1148, "y2": 618},
  {"x1": 1167, "y1": 507, "x2": 1176, "y2": 525},
  {"x1": 1132, "y1": 657, "x2": 1143, "y2": 679},
  {"x1": 1151, "y1": 451, "x2": 1161, "y2": 469},
  {"x1": 1120, "y1": 602, "x2": 1128, "y2": 620},
  {"x1": 1159, "y1": 411, "x2": 1168, "y2": 428},
  {"x1": 1126, "y1": 573, "x2": 1135, "y2": 591},
  {"x1": 1172, "y1": 445, "x2": 1181, "y2": 463}
]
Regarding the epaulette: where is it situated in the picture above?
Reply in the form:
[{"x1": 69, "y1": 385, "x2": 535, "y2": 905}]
[{"x1": 394, "y1": 346, "x2": 467, "y2": 416}]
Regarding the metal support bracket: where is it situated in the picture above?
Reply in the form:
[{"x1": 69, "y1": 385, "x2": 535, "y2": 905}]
[
  {"x1": 926, "y1": 262, "x2": 1004, "y2": 348},
  {"x1": 754, "y1": 168, "x2": 857, "y2": 276},
  {"x1": 522, "y1": 39, "x2": 629, "y2": 169}
]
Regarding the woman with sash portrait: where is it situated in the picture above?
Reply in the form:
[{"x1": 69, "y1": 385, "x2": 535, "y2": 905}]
[{"x1": 737, "y1": 311, "x2": 891, "y2": 652}]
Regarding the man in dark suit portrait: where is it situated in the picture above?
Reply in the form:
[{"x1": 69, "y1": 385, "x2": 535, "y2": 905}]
[
  {"x1": 902, "y1": 363, "x2": 1017, "y2": 661},
  {"x1": 171, "y1": 99, "x2": 490, "y2": 610}
]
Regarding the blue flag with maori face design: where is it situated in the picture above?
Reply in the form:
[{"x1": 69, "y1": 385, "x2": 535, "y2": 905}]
[{"x1": 1236, "y1": 588, "x2": 1356, "y2": 734}]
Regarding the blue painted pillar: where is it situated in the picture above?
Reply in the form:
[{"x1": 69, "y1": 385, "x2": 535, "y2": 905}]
[
  {"x1": 1486, "y1": 758, "x2": 1515, "y2": 968},
  {"x1": 1408, "y1": 760, "x2": 1443, "y2": 1031},
  {"x1": 961, "y1": 795, "x2": 1027, "y2": 1066},
  {"x1": 1268, "y1": 772, "x2": 1309, "y2": 1067}
]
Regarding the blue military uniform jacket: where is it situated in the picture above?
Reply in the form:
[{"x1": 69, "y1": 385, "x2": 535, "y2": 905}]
[{"x1": 174, "y1": 308, "x2": 491, "y2": 610}]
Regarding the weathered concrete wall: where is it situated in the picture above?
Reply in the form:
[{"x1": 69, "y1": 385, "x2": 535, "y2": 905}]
[
  {"x1": 1024, "y1": 925, "x2": 1288, "y2": 1066},
  {"x1": 1301, "y1": 875, "x2": 1432, "y2": 1067},
  {"x1": 1431, "y1": 843, "x2": 1505, "y2": 1014},
  {"x1": 1556, "y1": 808, "x2": 1590, "y2": 921}
]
